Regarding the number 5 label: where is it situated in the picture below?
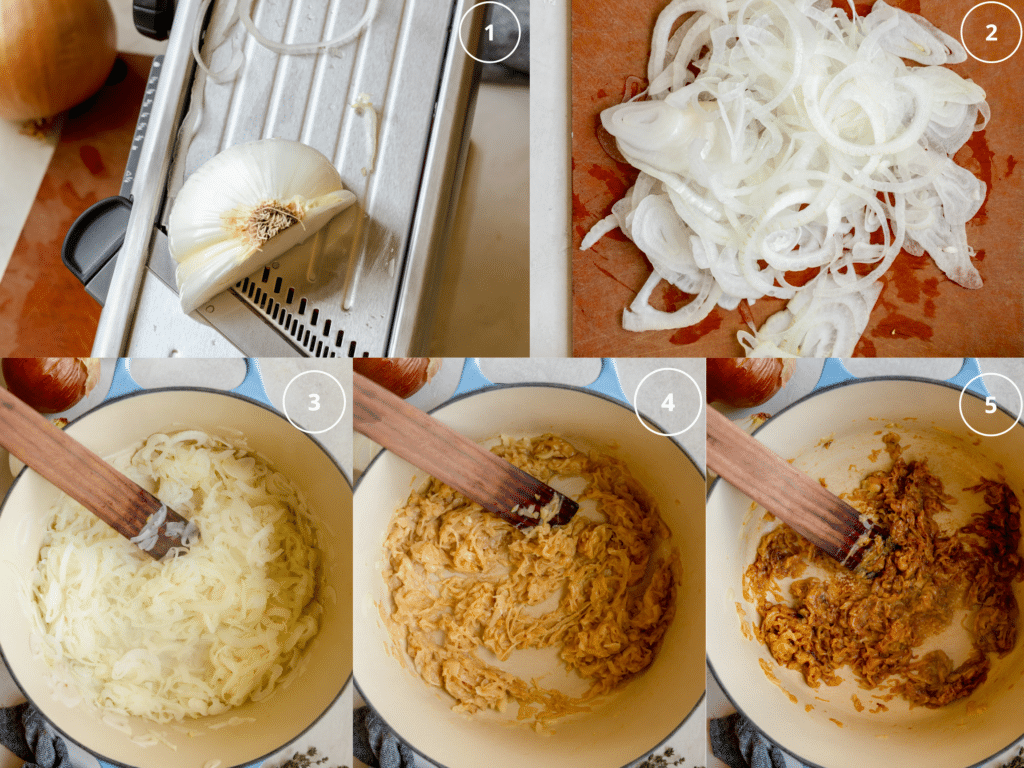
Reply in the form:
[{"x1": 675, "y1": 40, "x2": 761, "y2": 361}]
[{"x1": 958, "y1": 373, "x2": 1022, "y2": 438}]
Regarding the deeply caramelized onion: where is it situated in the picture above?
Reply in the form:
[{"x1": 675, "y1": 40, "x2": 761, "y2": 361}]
[
  {"x1": 745, "y1": 435, "x2": 1024, "y2": 707},
  {"x1": 353, "y1": 358, "x2": 439, "y2": 399},
  {"x1": 2, "y1": 358, "x2": 100, "y2": 413},
  {"x1": 707, "y1": 358, "x2": 795, "y2": 408}
]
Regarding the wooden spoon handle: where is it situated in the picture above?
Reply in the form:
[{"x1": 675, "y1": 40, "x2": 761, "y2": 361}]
[
  {"x1": 706, "y1": 405, "x2": 872, "y2": 567},
  {"x1": 353, "y1": 373, "x2": 576, "y2": 527},
  {"x1": 0, "y1": 387, "x2": 191, "y2": 559}
]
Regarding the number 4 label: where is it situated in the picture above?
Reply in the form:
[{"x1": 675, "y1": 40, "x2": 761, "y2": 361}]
[{"x1": 662, "y1": 392, "x2": 676, "y2": 412}]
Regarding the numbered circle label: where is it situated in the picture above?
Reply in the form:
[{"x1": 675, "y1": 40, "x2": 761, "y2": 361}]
[
  {"x1": 958, "y1": 373, "x2": 1022, "y2": 437},
  {"x1": 633, "y1": 368, "x2": 703, "y2": 437},
  {"x1": 961, "y1": 2, "x2": 1023, "y2": 63},
  {"x1": 282, "y1": 370, "x2": 347, "y2": 435},
  {"x1": 458, "y1": 2, "x2": 522, "y2": 64}
]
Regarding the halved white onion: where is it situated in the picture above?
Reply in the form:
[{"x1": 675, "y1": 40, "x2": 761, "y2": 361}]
[{"x1": 169, "y1": 139, "x2": 357, "y2": 314}]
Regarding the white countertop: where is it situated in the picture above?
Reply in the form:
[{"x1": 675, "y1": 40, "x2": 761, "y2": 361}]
[{"x1": 529, "y1": 0, "x2": 571, "y2": 357}]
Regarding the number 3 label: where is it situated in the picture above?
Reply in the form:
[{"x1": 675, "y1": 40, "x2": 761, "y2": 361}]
[{"x1": 282, "y1": 370, "x2": 346, "y2": 435}]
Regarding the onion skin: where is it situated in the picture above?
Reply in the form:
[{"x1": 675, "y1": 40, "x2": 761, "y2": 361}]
[
  {"x1": 2, "y1": 358, "x2": 100, "y2": 413},
  {"x1": 0, "y1": 0, "x2": 117, "y2": 121},
  {"x1": 706, "y1": 358, "x2": 795, "y2": 408},
  {"x1": 353, "y1": 358, "x2": 440, "y2": 399}
]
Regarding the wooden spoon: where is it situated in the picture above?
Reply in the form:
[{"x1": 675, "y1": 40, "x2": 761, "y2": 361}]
[
  {"x1": 0, "y1": 387, "x2": 194, "y2": 559},
  {"x1": 354, "y1": 372, "x2": 578, "y2": 528},
  {"x1": 706, "y1": 405, "x2": 883, "y2": 572}
]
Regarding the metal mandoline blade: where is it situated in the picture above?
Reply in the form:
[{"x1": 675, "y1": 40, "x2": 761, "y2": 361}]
[{"x1": 96, "y1": 0, "x2": 481, "y2": 357}]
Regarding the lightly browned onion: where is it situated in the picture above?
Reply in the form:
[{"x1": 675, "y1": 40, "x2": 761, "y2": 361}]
[
  {"x1": 0, "y1": 0, "x2": 117, "y2": 121},
  {"x1": 353, "y1": 358, "x2": 440, "y2": 399},
  {"x1": 706, "y1": 358, "x2": 795, "y2": 408},
  {"x1": 2, "y1": 358, "x2": 100, "y2": 413}
]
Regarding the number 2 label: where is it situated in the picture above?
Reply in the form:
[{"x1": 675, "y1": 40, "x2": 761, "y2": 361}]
[{"x1": 987, "y1": 24, "x2": 998, "y2": 41}]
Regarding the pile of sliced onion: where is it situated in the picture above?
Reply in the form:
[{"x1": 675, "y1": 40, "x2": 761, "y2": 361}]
[{"x1": 581, "y1": 0, "x2": 989, "y2": 356}]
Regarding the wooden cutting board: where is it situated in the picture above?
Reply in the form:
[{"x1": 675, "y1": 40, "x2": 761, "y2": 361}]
[
  {"x1": 571, "y1": 0, "x2": 1024, "y2": 357},
  {"x1": 0, "y1": 54, "x2": 153, "y2": 356}
]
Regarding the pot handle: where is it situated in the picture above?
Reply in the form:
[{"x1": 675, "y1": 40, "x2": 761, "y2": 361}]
[
  {"x1": 452, "y1": 359, "x2": 629, "y2": 405},
  {"x1": 451, "y1": 358, "x2": 492, "y2": 397},
  {"x1": 105, "y1": 358, "x2": 273, "y2": 407},
  {"x1": 814, "y1": 358, "x2": 989, "y2": 398},
  {"x1": 229, "y1": 360, "x2": 273, "y2": 407},
  {"x1": 586, "y1": 359, "x2": 629, "y2": 405}
]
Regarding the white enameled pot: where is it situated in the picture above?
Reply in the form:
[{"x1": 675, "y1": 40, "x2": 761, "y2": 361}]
[
  {"x1": 707, "y1": 359, "x2": 1024, "y2": 768},
  {"x1": 354, "y1": 360, "x2": 706, "y2": 768},
  {"x1": 0, "y1": 360, "x2": 352, "y2": 768}
]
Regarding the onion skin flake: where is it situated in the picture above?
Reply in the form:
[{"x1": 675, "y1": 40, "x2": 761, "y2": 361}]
[{"x1": 581, "y1": 0, "x2": 990, "y2": 357}]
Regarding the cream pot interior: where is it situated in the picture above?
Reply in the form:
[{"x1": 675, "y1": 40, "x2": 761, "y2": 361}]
[
  {"x1": 0, "y1": 388, "x2": 352, "y2": 768},
  {"x1": 707, "y1": 378, "x2": 1024, "y2": 768},
  {"x1": 354, "y1": 384, "x2": 706, "y2": 768}
]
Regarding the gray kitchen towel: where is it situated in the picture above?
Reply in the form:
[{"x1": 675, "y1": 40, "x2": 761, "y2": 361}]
[
  {"x1": 709, "y1": 713, "x2": 807, "y2": 768},
  {"x1": 353, "y1": 705, "x2": 417, "y2": 768},
  {"x1": 0, "y1": 703, "x2": 71, "y2": 768}
]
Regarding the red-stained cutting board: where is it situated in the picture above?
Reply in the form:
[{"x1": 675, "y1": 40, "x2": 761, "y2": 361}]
[
  {"x1": 0, "y1": 54, "x2": 153, "y2": 357},
  {"x1": 572, "y1": 0, "x2": 1024, "y2": 357}
]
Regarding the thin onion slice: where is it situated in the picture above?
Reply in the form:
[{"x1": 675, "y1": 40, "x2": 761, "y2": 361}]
[
  {"x1": 192, "y1": 0, "x2": 243, "y2": 83},
  {"x1": 190, "y1": 0, "x2": 378, "y2": 86},
  {"x1": 351, "y1": 93, "x2": 379, "y2": 176},
  {"x1": 239, "y1": 0, "x2": 379, "y2": 55}
]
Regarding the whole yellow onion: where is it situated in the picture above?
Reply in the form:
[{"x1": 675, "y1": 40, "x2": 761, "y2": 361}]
[
  {"x1": 2, "y1": 357, "x2": 100, "y2": 413},
  {"x1": 353, "y1": 358, "x2": 440, "y2": 399},
  {"x1": 0, "y1": 0, "x2": 117, "y2": 121},
  {"x1": 706, "y1": 358, "x2": 795, "y2": 409}
]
